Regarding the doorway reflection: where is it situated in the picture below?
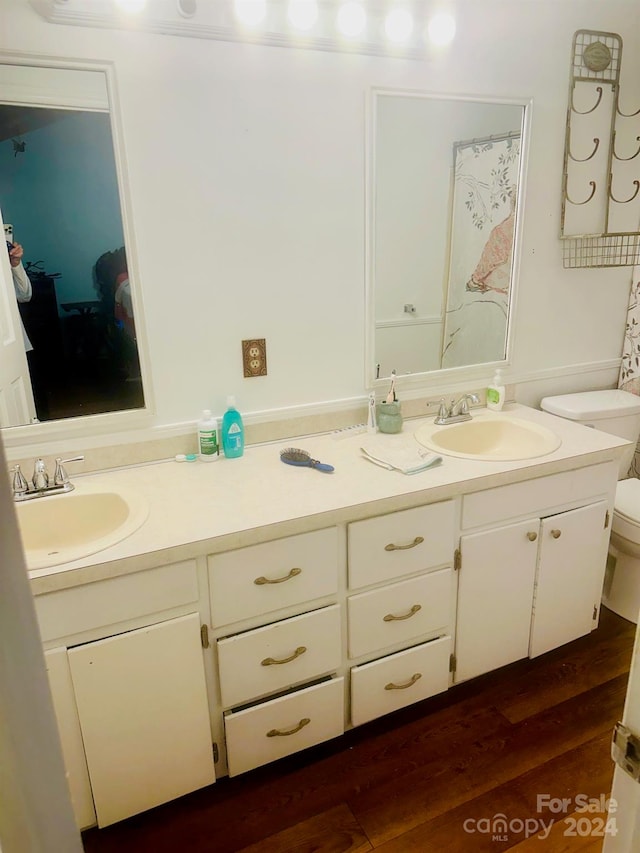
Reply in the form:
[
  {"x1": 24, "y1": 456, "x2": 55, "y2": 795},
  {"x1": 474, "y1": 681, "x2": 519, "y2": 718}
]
[{"x1": 1, "y1": 103, "x2": 144, "y2": 423}]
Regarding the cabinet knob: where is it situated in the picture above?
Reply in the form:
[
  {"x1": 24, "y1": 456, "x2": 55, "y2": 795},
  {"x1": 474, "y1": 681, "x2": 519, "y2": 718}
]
[
  {"x1": 527, "y1": 531, "x2": 538, "y2": 542},
  {"x1": 551, "y1": 529, "x2": 562, "y2": 539}
]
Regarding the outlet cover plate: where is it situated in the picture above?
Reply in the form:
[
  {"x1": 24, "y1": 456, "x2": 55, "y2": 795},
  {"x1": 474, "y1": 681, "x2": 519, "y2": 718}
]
[{"x1": 242, "y1": 338, "x2": 267, "y2": 377}]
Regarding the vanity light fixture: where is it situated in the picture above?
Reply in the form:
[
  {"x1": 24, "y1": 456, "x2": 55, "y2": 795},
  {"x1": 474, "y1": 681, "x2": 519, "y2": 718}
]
[
  {"x1": 287, "y1": 0, "x2": 318, "y2": 31},
  {"x1": 427, "y1": 11, "x2": 456, "y2": 46},
  {"x1": 234, "y1": 0, "x2": 267, "y2": 27},
  {"x1": 176, "y1": 0, "x2": 197, "y2": 18},
  {"x1": 336, "y1": 1, "x2": 366, "y2": 38},
  {"x1": 36, "y1": 0, "x2": 435, "y2": 59},
  {"x1": 384, "y1": 6, "x2": 414, "y2": 44}
]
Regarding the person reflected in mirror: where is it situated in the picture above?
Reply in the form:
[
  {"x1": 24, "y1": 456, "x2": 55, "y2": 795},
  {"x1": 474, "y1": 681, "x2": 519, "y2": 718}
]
[
  {"x1": 94, "y1": 246, "x2": 140, "y2": 382},
  {"x1": 8, "y1": 239, "x2": 49, "y2": 421}
]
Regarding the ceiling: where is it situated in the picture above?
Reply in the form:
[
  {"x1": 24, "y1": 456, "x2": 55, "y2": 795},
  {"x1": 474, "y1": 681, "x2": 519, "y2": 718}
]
[{"x1": 0, "y1": 106, "x2": 74, "y2": 144}]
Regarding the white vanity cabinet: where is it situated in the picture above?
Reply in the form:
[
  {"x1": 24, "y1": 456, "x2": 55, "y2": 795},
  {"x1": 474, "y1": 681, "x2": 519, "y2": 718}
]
[
  {"x1": 207, "y1": 527, "x2": 346, "y2": 777},
  {"x1": 347, "y1": 501, "x2": 456, "y2": 725},
  {"x1": 37, "y1": 561, "x2": 216, "y2": 829},
  {"x1": 45, "y1": 613, "x2": 215, "y2": 828},
  {"x1": 529, "y1": 501, "x2": 610, "y2": 657},
  {"x1": 455, "y1": 463, "x2": 616, "y2": 683},
  {"x1": 29, "y1": 430, "x2": 623, "y2": 828},
  {"x1": 454, "y1": 518, "x2": 539, "y2": 683},
  {"x1": 67, "y1": 613, "x2": 215, "y2": 827}
]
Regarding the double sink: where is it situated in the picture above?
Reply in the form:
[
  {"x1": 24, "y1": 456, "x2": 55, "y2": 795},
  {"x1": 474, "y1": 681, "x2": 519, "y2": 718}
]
[{"x1": 14, "y1": 407, "x2": 562, "y2": 571}]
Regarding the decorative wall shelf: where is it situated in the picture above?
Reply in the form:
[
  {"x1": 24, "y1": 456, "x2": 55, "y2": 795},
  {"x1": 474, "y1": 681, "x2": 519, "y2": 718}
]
[{"x1": 561, "y1": 29, "x2": 640, "y2": 268}]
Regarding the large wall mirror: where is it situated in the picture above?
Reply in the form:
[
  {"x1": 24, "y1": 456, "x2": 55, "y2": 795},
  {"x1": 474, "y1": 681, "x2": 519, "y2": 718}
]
[
  {"x1": 0, "y1": 60, "x2": 145, "y2": 431},
  {"x1": 367, "y1": 88, "x2": 528, "y2": 388}
]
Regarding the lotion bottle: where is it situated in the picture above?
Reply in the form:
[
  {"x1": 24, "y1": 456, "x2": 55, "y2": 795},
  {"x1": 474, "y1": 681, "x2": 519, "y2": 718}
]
[
  {"x1": 222, "y1": 396, "x2": 245, "y2": 458},
  {"x1": 198, "y1": 409, "x2": 219, "y2": 461},
  {"x1": 486, "y1": 369, "x2": 505, "y2": 411}
]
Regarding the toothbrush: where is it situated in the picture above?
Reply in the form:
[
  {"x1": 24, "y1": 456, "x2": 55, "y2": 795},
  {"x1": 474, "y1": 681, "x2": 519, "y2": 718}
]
[
  {"x1": 386, "y1": 371, "x2": 397, "y2": 403},
  {"x1": 367, "y1": 393, "x2": 377, "y2": 433}
]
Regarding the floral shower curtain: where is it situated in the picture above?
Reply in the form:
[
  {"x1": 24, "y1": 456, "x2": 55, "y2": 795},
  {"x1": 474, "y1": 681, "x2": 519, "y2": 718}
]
[{"x1": 441, "y1": 134, "x2": 520, "y2": 368}]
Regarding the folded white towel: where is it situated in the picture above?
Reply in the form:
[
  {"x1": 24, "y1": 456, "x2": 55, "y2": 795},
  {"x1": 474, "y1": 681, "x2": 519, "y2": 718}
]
[{"x1": 360, "y1": 444, "x2": 442, "y2": 475}]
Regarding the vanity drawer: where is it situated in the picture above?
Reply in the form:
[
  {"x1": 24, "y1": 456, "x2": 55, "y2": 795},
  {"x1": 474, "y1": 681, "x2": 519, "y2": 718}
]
[
  {"x1": 217, "y1": 604, "x2": 342, "y2": 708},
  {"x1": 35, "y1": 561, "x2": 199, "y2": 643},
  {"x1": 208, "y1": 528, "x2": 339, "y2": 627},
  {"x1": 350, "y1": 636, "x2": 451, "y2": 727},
  {"x1": 348, "y1": 502, "x2": 455, "y2": 590},
  {"x1": 347, "y1": 569, "x2": 452, "y2": 659},
  {"x1": 224, "y1": 676, "x2": 344, "y2": 776}
]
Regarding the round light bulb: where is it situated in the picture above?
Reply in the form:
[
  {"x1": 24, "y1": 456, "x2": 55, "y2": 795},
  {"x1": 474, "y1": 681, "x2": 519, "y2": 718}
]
[
  {"x1": 234, "y1": 0, "x2": 267, "y2": 27},
  {"x1": 287, "y1": 0, "x2": 318, "y2": 31},
  {"x1": 384, "y1": 8, "x2": 413, "y2": 43},
  {"x1": 336, "y1": 1, "x2": 366, "y2": 38},
  {"x1": 427, "y1": 12, "x2": 456, "y2": 46}
]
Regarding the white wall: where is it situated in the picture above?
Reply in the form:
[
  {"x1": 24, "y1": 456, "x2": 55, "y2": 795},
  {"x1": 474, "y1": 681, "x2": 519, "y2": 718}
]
[{"x1": 1, "y1": 0, "x2": 638, "y2": 432}]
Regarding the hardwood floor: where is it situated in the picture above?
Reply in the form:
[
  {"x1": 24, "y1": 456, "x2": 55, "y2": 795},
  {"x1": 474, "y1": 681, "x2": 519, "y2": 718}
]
[{"x1": 82, "y1": 607, "x2": 636, "y2": 853}]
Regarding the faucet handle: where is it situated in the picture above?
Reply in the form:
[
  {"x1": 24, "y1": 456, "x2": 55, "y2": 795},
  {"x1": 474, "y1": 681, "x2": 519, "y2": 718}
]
[
  {"x1": 428, "y1": 397, "x2": 450, "y2": 424},
  {"x1": 54, "y1": 455, "x2": 85, "y2": 487},
  {"x1": 32, "y1": 458, "x2": 49, "y2": 490},
  {"x1": 11, "y1": 464, "x2": 29, "y2": 496}
]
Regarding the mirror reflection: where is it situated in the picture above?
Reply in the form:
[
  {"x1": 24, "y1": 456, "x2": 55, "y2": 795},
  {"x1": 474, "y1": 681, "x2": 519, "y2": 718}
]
[
  {"x1": 0, "y1": 66, "x2": 144, "y2": 428},
  {"x1": 371, "y1": 90, "x2": 526, "y2": 381}
]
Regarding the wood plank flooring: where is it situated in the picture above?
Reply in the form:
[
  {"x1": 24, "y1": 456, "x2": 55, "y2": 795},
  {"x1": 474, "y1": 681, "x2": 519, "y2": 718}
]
[{"x1": 82, "y1": 607, "x2": 635, "y2": 853}]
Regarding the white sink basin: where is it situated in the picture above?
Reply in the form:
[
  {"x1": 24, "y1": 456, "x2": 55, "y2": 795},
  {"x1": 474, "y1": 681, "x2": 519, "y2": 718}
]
[
  {"x1": 16, "y1": 485, "x2": 149, "y2": 570},
  {"x1": 415, "y1": 412, "x2": 561, "y2": 461}
]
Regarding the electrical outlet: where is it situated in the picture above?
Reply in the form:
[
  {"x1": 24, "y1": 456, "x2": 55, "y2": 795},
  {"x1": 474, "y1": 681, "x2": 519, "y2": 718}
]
[{"x1": 242, "y1": 338, "x2": 267, "y2": 377}]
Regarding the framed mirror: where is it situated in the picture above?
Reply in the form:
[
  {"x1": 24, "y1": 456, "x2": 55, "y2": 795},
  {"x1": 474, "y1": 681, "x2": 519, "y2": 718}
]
[
  {"x1": 0, "y1": 59, "x2": 147, "y2": 431},
  {"x1": 366, "y1": 88, "x2": 529, "y2": 389}
]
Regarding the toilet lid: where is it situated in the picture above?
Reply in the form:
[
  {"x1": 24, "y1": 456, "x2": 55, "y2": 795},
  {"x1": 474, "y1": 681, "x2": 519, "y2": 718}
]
[{"x1": 615, "y1": 477, "x2": 640, "y2": 523}]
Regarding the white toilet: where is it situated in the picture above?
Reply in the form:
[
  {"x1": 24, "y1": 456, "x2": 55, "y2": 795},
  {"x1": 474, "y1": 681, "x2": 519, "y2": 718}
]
[{"x1": 540, "y1": 389, "x2": 640, "y2": 624}]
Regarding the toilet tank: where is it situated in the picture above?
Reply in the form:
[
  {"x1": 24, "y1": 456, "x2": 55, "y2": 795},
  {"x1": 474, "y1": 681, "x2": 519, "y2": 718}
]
[{"x1": 540, "y1": 389, "x2": 640, "y2": 478}]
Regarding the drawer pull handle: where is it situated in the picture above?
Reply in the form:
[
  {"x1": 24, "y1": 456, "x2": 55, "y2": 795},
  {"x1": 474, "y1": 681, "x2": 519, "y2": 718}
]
[
  {"x1": 383, "y1": 604, "x2": 422, "y2": 622},
  {"x1": 254, "y1": 567, "x2": 302, "y2": 585},
  {"x1": 384, "y1": 536, "x2": 424, "y2": 552},
  {"x1": 527, "y1": 531, "x2": 538, "y2": 542},
  {"x1": 385, "y1": 672, "x2": 422, "y2": 691},
  {"x1": 261, "y1": 646, "x2": 307, "y2": 666},
  {"x1": 267, "y1": 717, "x2": 310, "y2": 738},
  {"x1": 551, "y1": 529, "x2": 562, "y2": 539}
]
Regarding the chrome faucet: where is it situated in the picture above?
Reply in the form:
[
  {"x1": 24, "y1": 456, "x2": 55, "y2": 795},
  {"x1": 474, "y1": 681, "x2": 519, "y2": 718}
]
[
  {"x1": 432, "y1": 393, "x2": 480, "y2": 425},
  {"x1": 11, "y1": 455, "x2": 85, "y2": 502}
]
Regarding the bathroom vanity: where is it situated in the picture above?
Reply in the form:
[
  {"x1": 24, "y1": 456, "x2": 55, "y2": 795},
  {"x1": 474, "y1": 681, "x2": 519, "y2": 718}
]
[{"x1": 25, "y1": 404, "x2": 627, "y2": 830}]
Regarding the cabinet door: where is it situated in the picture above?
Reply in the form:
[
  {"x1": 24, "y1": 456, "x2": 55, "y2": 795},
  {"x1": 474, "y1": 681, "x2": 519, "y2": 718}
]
[
  {"x1": 68, "y1": 613, "x2": 215, "y2": 827},
  {"x1": 455, "y1": 519, "x2": 539, "y2": 683},
  {"x1": 529, "y1": 501, "x2": 608, "y2": 658},
  {"x1": 44, "y1": 648, "x2": 96, "y2": 830}
]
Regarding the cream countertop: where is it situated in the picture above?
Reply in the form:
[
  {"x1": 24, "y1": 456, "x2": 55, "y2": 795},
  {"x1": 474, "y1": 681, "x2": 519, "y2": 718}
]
[{"x1": 26, "y1": 404, "x2": 628, "y2": 594}]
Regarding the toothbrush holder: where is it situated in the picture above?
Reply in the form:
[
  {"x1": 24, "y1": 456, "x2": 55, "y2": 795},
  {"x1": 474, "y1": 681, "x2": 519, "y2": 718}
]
[{"x1": 377, "y1": 401, "x2": 403, "y2": 434}]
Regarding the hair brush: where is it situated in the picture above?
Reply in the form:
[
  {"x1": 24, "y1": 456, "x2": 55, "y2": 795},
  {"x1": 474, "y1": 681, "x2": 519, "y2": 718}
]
[{"x1": 280, "y1": 448, "x2": 334, "y2": 473}]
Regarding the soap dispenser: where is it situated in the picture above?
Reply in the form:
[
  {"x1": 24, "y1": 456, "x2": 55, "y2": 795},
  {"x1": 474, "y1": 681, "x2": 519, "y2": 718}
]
[
  {"x1": 486, "y1": 369, "x2": 505, "y2": 412},
  {"x1": 221, "y1": 396, "x2": 245, "y2": 458}
]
